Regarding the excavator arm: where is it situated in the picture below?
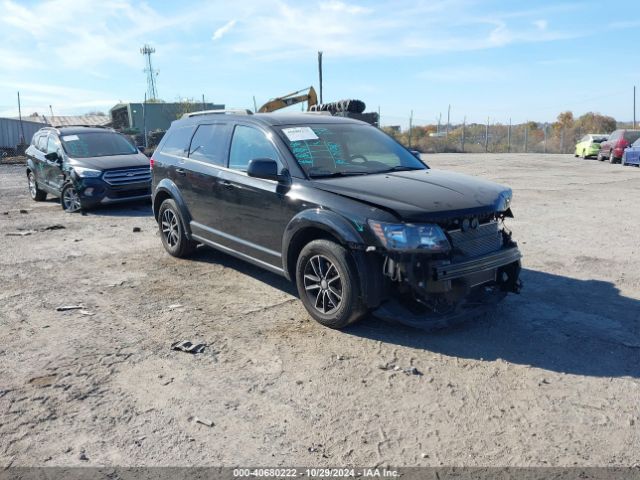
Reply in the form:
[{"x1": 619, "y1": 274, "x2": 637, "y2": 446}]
[{"x1": 258, "y1": 86, "x2": 318, "y2": 113}]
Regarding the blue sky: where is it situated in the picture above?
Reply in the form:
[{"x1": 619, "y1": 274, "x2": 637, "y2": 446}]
[{"x1": 0, "y1": 0, "x2": 638, "y2": 127}]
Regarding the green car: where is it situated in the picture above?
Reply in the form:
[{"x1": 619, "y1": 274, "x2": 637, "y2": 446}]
[{"x1": 574, "y1": 134, "x2": 608, "y2": 159}]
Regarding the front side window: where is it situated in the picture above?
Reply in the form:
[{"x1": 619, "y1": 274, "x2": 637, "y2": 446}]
[
  {"x1": 46, "y1": 135, "x2": 60, "y2": 154},
  {"x1": 36, "y1": 133, "x2": 48, "y2": 152},
  {"x1": 229, "y1": 125, "x2": 279, "y2": 172},
  {"x1": 277, "y1": 123, "x2": 426, "y2": 178},
  {"x1": 188, "y1": 123, "x2": 230, "y2": 166},
  {"x1": 61, "y1": 132, "x2": 137, "y2": 158}
]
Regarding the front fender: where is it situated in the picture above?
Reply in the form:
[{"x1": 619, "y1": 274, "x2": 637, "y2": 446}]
[{"x1": 153, "y1": 179, "x2": 193, "y2": 235}]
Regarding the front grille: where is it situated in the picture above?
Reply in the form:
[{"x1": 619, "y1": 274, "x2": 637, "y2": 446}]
[
  {"x1": 103, "y1": 167, "x2": 151, "y2": 186},
  {"x1": 110, "y1": 188, "x2": 150, "y2": 199},
  {"x1": 448, "y1": 221, "x2": 503, "y2": 258}
]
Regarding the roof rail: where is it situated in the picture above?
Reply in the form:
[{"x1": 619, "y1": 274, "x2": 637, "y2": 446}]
[
  {"x1": 55, "y1": 124, "x2": 113, "y2": 129},
  {"x1": 301, "y1": 111, "x2": 332, "y2": 116},
  {"x1": 182, "y1": 109, "x2": 253, "y2": 119}
]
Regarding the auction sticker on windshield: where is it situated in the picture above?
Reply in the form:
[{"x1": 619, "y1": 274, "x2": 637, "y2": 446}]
[
  {"x1": 282, "y1": 127, "x2": 318, "y2": 142},
  {"x1": 62, "y1": 135, "x2": 79, "y2": 141}
]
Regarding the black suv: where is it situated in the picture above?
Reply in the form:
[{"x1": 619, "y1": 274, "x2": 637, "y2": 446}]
[
  {"x1": 151, "y1": 111, "x2": 522, "y2": 329},
  {"x1": 26, "y1": 126, "x2": 151, "y2": 212}
]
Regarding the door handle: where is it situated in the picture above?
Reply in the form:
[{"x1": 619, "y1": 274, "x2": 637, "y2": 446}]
[
  {"x1": 220, "y1": 180, "x2": 235, "y2": 189},
  {"x1": 175, "y1": 167, "x2": 186, "y2": 176}
]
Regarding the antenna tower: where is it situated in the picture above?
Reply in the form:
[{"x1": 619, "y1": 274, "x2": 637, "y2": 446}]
[{"x1": 140, "y1": 44, "x2": 158, "y2": 101}]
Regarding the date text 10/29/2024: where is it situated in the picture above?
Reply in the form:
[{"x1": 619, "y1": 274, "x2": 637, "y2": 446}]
[{"x1": 233, "y1": 468, "x2": 399, "y2": 478}]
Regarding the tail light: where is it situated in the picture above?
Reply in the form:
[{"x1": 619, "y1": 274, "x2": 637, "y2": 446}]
[{"x1": 149, "y1": 157, "x2": 155, "y2": 170}]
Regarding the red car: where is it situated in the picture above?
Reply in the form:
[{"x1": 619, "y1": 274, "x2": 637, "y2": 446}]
[{"x1": 598, "y1": 129, "x2": 640, "y2": 164}]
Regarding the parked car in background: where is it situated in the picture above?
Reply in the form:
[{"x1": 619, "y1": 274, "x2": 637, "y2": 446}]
[
  {"x1": 574, "y1": 134, "x2": 607, "y2": 159},
  {"x1": 621, "y1": 138, "x2": 640, "y2": 166},
  {"x1": 25, "y1": 126, "x2": 151, "y2": 212},
  {"x1": 151, "y1": 111, "x2": 522, "y2": 330},
  {"x1": 597, "y1": 129, "x2": 640, "y2": 164}
]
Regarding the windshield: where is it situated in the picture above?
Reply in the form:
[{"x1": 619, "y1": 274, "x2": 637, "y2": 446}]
[
  {"x1": 592, "y1": 136, "x2": 607, "y2": 143},
  {"x1": 277, "y1": 124, "x2": 426, "y2": 178},
  {"x1": 60, "y1": 132, "x2": 137, "y2": 158}
]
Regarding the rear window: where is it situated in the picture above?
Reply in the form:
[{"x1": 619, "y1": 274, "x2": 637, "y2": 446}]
[
  {"x1": 593, "y1": 136, "x2": 607, "y2": 143},
  {"x1": 160, "y1": 125, "x2": 195, "y2": 157},
  {"x1": 623, "y1": 131, "x2": 640, "y2": 142},
  {"x1": 61, "y1": 132, "x2": 137, "y2": 158}
]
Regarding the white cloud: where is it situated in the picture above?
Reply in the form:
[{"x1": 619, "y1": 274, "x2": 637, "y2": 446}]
[
  {"x1": 533, "y1": 19, "x2": 548, "y2": 30},
  {"x1": 319, "y1": 1, "x2": 370, "y2": 15},
  {"x1": 213, "y1": 19, "x2": 237, "y2": 41}
]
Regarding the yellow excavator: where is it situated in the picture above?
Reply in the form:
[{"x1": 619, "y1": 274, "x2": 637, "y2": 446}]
[{"x1": 258, "y1": 86, "x2": 318, "y2": 113}]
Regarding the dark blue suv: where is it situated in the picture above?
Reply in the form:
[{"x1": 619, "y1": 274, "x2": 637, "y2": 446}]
[
  {"x1": 151, "y1": 110, "x2": 522, "y2": 329},
  {"x1": 26, "y1": 126, "x2": 151, "y2": 212}
]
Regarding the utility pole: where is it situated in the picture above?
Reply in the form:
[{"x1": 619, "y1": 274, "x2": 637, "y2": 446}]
[
  {"x1": 142, "y1": 92, "x2": 147, "y2": 148},
  {"x1": 437, "y1": 113, "x2": 441, "y2": 134},
  {"x1": 378, "y1": 105, "x2": 381, "y2": 128},
  {"x1": 140, "y1": 44, "x2": 159, "y2": 101},
  {"x1": 408, "y1": 110, "x2": 414, "y2": 148},
  {"x1": 317, "y1": 51, "x2": 323, "y2": 104},
  {"x1": 507, "y1": 117, "x2": 512, "y2": 153},
  {"x1": 485, "y1": 117, "x2": 489, "y2": 152},
  {"x1": 634, "y1": 86, "x2": 636, "y2": 129},
  {"x1": 202, "y1": 94, "x2": 205, "y2": 111},
  {"x1": 49, "y1": 105, "x2": 54, "y2": 118},
  {"x1": 524, "y1": 121, "x2": 528, "y2": 153},
  {"x1": 543, "y1": 123, "x2": 548, "y2": 154},
  {"x1": 253, "y1": 96, "x2": 258, "y2": 113},
  {"x1": 17, "y1": 91, "x2": 25, "y2": 145}
]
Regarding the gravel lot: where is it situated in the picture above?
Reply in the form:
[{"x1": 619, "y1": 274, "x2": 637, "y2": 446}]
[{"x1": 1, "y1": 154, "x2": 638, "y2": 467}]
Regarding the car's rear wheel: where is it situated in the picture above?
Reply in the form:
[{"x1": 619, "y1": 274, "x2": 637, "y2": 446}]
[
  {"x1": 581, "y1": 149, "x2": 586, "y2": 159},
  {"x1": 295, "y1": 239, "x2": 366, "y2": 329},
  {"x1": 61, "y1": 183, "x2": 82, "y2": 212},
  {"x1": 158, "y1": 199, "x2": 196, "y2": 257},
  {"x1": 609, "y1": 150, "x2": 617, "y2": 164},
  {"x1": 28, "y1": 171, "x2": 47, "y2": 201},
  {"x1": 597, "y1": 151, "x2": 604, "y2": 161}
]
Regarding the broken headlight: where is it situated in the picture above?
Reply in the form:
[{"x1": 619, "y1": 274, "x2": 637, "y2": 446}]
[
  {"x1": 368, "y1": 220, "x2": 451, "y2": 253},
  {"x1": 73, "y1": 167, "x2": 102, "y2": 178}
]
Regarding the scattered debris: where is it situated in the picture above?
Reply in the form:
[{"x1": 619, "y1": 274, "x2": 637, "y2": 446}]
[
  {"x1": 108, "y1": 281, "x2": 125, "y2": 287},
  {"x1": 40, "y1": 225, "x2": 65, "y2": 231},
  {"x1": 3, "y1": 211, "x2": 8, "y2": 215},
  {"x1": 78, "y1": 451, "x2": 88, "y2": 461},
  {"x1": 79, "y1": 310, "x2": 95, "y2": 316},
  {"x1": 168, "y1": 303, "x2": 184, "y2": 310},
  {"x1": 56, "y1": 305, "x2": 84, "y2": 312},
  {"x1": 19, "y1": 209, "x2": 29, "y2": 214},
  {"x1": 378, "y1": 363, "x2": 423, "y2": 376},
  {"x1": 132, "y1": 227, "x2": 141, "y2": 233},
  {"x1": 6, "y1": 231, "x2": 33, "y2": 237},
  {"x1": 194, "y1": 417, "x2": 214, "y2": 427},
  {"x1": 171, "y1": 340, "x2": 206, "y2": 354}
]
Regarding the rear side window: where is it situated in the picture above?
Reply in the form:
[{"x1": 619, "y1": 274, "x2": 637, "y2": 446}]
[
  {"x1": 623, "y1": 131, "x2": 640, "y2": 143},
  {"x1": 188, "y1": 124, "x2": 230, "y2": 166},
  {"x1": 160, "y1": 125, "x2": 194, "y2": 157},
  {"x1": 229, "y1": 125, "x2": 279, "y2": 172},
  {"x1": 609, "y1": 130, "x2": 621, "y2": 141}
]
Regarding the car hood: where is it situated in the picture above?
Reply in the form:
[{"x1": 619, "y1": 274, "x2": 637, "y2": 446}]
[
  {"x1": 312, "y1": 169, "x2": 512, "y2": 222},
  {"x1": 67, "y1": 153, "x2": 150, "y2": 170}
]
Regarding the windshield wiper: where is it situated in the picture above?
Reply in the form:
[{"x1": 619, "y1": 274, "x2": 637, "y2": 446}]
[
  {"x1": 375, "y1": 166, "x2": 425, "y2": 173},
  {"x1": 308, "y1": 171, "x2": 372, "y2": 178}
]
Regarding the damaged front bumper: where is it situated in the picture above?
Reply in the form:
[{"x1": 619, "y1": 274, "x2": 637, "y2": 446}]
[{"x1": 371, "y1": 245, "x2": 523, "y2": 330}]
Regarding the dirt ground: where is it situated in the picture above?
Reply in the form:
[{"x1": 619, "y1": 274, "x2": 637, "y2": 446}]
[{"x1": 1, "y1": 154, "x2": 638, "y2": 467}]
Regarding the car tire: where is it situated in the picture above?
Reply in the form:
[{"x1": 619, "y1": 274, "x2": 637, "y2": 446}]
[
  {"x1": 581, "y1": 149, "x2": 586, "y2": 159},
  {"x1": 295, "y1": 239, "x2": 366, "y2": 329},
  {"x1": 158, "y1": 199, "x2": 196, "y2": 258},
  {"x1": 28, "y1": 171, "x2": 47, "y2": 201},
  {"x1": 60, "y1": 183, "x2": 83, "y2": 213},
  {"x1": 608, "y1": 150, "x2": 617, "y2": 164},
  {"x1": 597, "y1": 151, "x2": 604, "y2": 161}
]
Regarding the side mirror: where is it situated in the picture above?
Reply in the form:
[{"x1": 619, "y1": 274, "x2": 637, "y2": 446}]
[
  {"x1": 137, "y1": 146, "x2": 145, "y2": 153},
  {"x1": 410, "y1": 150, "x2": 421, "y2": 159},
  {"x1": 44, "y1": 152, "x2": 61, "y2": 163},
  {"x1": 247, "y1": 158, "x2": 280, "y2": 181}
]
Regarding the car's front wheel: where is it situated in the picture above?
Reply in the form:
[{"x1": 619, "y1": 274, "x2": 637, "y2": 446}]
[
  {"x1": 28, "y1": 171, "x2": 47, "y2": 201},
  {"x1": 295, "y1": 239, "x2": 366, "y2": 329},
  {"x1": 158, "y1": 199, "x2": 196, "y2": 257},
  {"x1": 61, "y1": 183, "x2": 82, "y2": 212},
  {"x1": 609, "y1": 150, "x2": 617, "y2": 164},
  {"x1": 597, "y1": 151, "x2": 604, "y2": 161}
]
